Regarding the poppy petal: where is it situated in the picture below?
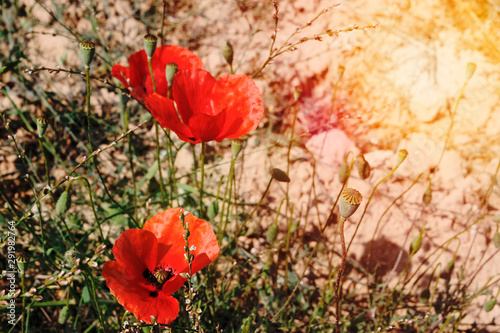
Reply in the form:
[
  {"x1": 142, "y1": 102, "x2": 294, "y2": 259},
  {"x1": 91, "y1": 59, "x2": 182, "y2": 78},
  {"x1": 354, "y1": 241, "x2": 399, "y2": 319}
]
[
  {"x1": 111, "y1": 65, "x2": 130, "y2": 90},
  {"x1": 210, "y1": 74, "x2": 264, "y2": 140},
  {"x1": 144, "y1": 208, "x2": 219, "y2": 275},
  {"x1": 112, "y1": 229, "x2": 158, "y2": 278},
  {"x1": 152, "y1": 45, "x2": 204, "y2": 97},
  {"x1": 145, "y1": 93, "x2": 197, "y2": 143},
  {"x1": 172, "y1": 69, "x2": 217, "y2": 124},
  {"x1": 187, "y1": 112, "x2": 227, "y2": 142},
  {"x1": 128, "y1": 50, "x2": 150, "y2": 100},
  {"x1": 103, "y1": 261, "x2": 179, "y2": 324}
]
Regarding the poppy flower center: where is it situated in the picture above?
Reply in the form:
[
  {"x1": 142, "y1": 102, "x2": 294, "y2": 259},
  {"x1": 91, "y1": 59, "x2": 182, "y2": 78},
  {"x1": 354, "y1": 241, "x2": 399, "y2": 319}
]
[{"x1": 143, "y1": 265, "x2": 175, "y2": 297}]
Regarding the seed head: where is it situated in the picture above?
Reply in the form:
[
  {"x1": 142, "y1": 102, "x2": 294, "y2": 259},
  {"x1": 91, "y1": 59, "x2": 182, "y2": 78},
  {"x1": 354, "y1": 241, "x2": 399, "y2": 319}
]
[
  {"x1": 79, "y1": 40, "x2": 96, "y2": 68},
  {"x1": 338, "y1": 188, "x2": 362, "y2": 219},
  {"x1": 143, "y1": 34, "x2": 158, "y2": 59}
]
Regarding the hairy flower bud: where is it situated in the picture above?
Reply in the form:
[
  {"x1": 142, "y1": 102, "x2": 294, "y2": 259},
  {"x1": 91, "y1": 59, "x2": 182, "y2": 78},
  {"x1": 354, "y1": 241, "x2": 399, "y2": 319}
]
[
  {"x1": 466, "y1": 62, "x2": 476, "y2": 81},
  {"x1": 357, "y1": 155, "x2": 371, "y2": 180},
  {"x1": 271, "y1": 168, "x2": 290, "y2": 183},
  {"x1": 222, "y1": 41, "x2": 234, "y2": 67}
]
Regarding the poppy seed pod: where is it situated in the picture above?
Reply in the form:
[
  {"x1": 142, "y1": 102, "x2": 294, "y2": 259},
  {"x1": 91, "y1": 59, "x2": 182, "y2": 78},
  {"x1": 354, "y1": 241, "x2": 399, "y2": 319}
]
[
  {"x1": 231, "y1": 139, "x2": 243, "y2": 158},
  {"x1": 143, "y1": 34, "x2": 158, "y2": 59},
  {"x1": 79, "y1": 40, "x2": 96, "y2": 68},
  {"x1": 338, "y1": 188, "x2": 362, "y2": 219},
  {"x1": 165, "y1": 63, "x2": 178, "y2": 88},
  {"x1": 222, "y1": 41, "x2": 234, "y2": 67},
  {"x1": 16, "y1": 252, "x2": 28, "y2": 274}
]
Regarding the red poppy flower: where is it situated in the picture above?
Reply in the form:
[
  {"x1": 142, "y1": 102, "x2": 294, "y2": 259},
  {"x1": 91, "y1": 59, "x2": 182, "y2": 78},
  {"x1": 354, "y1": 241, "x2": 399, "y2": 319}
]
[
  {"x1": 111, "y1": 45, "x2": 203, "y2": 103},
  {"x1": 144, "y1": 68, "x2": 264, "y2": 143},
  {"x1": 102, "y1": 208, "x2": 219, "y2": 324}
]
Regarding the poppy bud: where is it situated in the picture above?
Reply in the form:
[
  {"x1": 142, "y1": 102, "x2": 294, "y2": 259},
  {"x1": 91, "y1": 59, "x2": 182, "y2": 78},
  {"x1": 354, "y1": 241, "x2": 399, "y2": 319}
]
[
  {"x1": 293, "y1": 88, "x2": 302, "y2": 102},
  {"x1": 267, "y1": 223, "x2": 278, "y2": 243},
  {"x1": 79, "y1": 40, "x2": 96, "y2": 68},
  {"x1": 166, "y1": 63, "x2": 178, "y2": 88},
  {"x1": 396, "y1": 149, "x2": 408, "y2": 167},
  {"x1": 143, "y1": 34, "x2": 158, "y2": 60},
  {"x1": 338, "y1": 188, "x2": 362, "y2": 219},
  {"x1": 466, "y1": 62, "x2": 476, "y2": 81},
  {"x1": 440, "y1": 258, "x2": 455, "y2": 280},
  {"x1": 58, "y1": 305, "x2": 69, "y2": 324},
  {"x1": 419, "y1": 288, "x2": 430, "y2": 303},
  {"x1": 56, "y1": 190, "x2": 71, "y2": 216},
  {"x1": 357, "y1": 155, "x2": 371, "y2": 180},
  {"x1": 271, "y1": 168, "x2": 290, "y2": 183},
  {"x1": 338, "y1": 160, "x2": 348, "y2": 183},
  {"x1": 231, "y1": 139, "x2": 243, "y2": 158},
  {"x1": 409, "y1": 233, "x2": 422, "y2": 255},
  {"x1": 494, "y1": 231, "x2": 500, "y2": 249},
  {"x1": 37, "y1": 117, "x2": 48, "y2": 138},
  {"x1": 207, "y1": 201, "x2": 219, "y2": 220},
  {"x1": 337, "y1": 65, "x2": 345, "y2": 79},
  {"x1": 484, "y1": 297, "x2": 496, "y2": 312},
  {"x1": 222, "y1": 40, "x2": 234, "y2": 67},
  {"x1": 423, "y1": 183, "x2": 432, "y2": 205}
]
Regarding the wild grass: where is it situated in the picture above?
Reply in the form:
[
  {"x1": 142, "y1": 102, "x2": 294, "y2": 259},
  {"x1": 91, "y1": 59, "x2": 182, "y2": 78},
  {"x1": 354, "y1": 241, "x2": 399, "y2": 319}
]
[{"x1": 1, "y1": 0, "x2": 500, "y2": 332}]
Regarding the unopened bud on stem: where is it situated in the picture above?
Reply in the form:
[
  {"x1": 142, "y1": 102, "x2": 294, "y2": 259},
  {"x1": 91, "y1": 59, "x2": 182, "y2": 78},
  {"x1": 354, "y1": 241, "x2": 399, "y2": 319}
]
[{"x1": 222, "y1": 41, "x2": 234, "y2": 67}]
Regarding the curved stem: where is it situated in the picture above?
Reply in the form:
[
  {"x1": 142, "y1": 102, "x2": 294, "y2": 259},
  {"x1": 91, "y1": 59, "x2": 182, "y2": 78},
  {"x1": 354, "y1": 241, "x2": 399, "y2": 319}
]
[{"x1": 334, "y1": 215, "x2": 347, "y2": 333}]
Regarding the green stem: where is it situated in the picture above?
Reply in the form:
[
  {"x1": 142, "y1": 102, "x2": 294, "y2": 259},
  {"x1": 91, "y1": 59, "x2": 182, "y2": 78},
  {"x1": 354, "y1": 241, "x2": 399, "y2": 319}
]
[
  {"x1": 121, "y1": 98, "x2": 138, "y2": 221},
  {"x1": 21, "y1": 269, "x2": 26, "y2": 333},
  {"x1": 155, "y1": 122, "x2": 167, "y2": 206},
  {"x1": 218, "y1": 153, "x2": 236, "y2": 243},
  {"x1": 84, "y1": 270, "x2": 106, "y2": 332},
  {"x1": 85, "y1": 66, "x2": 140, "y2": 228},
  {"x1": 67, "y1": 177, "x2": 104, "y2": 243},
  {"x1": 199, "y1": 142, "x2": 206, "y2": 217},
  {"x1": 148, "y1": 58, "x2": 167, "y2": 206}
]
